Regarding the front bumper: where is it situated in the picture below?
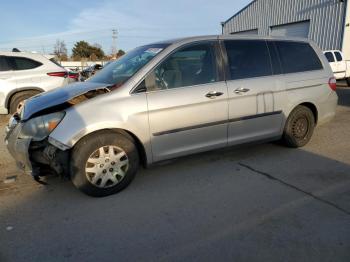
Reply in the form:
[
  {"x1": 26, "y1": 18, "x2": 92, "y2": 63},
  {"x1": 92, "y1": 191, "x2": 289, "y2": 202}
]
[{"x1": 5, "y1": 120, "x2": 33, "y2": 176}]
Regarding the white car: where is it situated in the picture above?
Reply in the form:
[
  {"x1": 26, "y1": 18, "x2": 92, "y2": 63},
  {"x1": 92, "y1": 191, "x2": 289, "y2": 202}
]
[
  {"x1": 0, "y1": 51, "x2": 71, "y2": 114},
  {"x1": 324, "y1": 50, "x2": 350, "y2": 86}
]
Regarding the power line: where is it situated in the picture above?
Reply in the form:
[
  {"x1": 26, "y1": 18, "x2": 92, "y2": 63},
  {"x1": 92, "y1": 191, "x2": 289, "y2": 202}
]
[
  {"x1": 0, "y1": 29, "x2": 112, "y2": 45},
  {"x1": 0, "y1": 25, "x2": 220, "y2": 46},
  {"x1": 0, "y1": 33, "x2": 174, "y2": 53}
]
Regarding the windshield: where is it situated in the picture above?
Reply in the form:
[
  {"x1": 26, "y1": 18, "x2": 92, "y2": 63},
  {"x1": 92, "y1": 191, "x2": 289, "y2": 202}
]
[{"x1": 88, "y1": 44, "x2": 169, "y2": 87}]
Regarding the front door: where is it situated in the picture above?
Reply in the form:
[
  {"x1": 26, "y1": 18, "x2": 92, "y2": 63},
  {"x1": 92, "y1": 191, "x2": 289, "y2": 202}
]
[{"x1": 144, "y1": 41, "x2": 228, "y2": 162}]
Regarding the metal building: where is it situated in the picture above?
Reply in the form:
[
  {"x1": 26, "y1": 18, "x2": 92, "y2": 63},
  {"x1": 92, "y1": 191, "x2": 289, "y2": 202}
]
[{"x1": 222, "y1": 0, "x2": 350, "y2": 59}]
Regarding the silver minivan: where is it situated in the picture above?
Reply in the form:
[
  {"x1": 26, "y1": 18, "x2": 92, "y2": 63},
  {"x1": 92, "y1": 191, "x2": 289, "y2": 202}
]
[{"x1": 5, "y1": 35, "x2": 338, "y2": 196}]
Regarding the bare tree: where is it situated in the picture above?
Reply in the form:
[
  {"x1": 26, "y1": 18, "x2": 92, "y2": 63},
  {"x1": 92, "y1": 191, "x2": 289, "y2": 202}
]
[{"x1": 53, "y1": 39, "x2": 68, "y2": 61}]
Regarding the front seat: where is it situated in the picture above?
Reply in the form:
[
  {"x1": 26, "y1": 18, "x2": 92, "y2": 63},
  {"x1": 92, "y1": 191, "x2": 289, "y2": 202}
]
[
  {"x1": 194, "y1": 51, "x2": 215, "y2": 85},
  {"x1": 162, "y1": 59, "x2": 182, "y2": 89}
]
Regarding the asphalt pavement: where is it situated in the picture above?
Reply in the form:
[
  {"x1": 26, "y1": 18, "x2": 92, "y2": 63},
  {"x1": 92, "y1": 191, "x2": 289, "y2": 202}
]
[{"x1": 0, "y1": 85, "x2": 349, "y2": 262}]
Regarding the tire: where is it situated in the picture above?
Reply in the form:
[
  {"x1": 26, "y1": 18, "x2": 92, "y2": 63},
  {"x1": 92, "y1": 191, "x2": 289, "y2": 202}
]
[
  {"x1": 346, "y1": 78, "x2": 350, "y2": 87},
  {"x1": 70, "y1": 131, "x2": 140, "y2": 197},
  {"x1": 9, "y1": 90, "x2": 40, "y2": 114},
  {"x1": 282, "y1": 105, "x2": 315, "y2": 148}
]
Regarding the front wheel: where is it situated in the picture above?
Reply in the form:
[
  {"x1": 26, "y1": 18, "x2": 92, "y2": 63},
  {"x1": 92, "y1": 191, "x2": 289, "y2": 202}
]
[
  {"x1": 70, "y1": 131, "x2": 140, "y2": 197},
  {"x1": 282, "y1": 105, "x2": 315, "y2": 148}
]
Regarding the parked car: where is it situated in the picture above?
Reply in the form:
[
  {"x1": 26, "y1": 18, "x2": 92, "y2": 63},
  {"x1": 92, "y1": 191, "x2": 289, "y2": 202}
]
[
  {"x1": 48, "y1": 57, "x2": 79, "y2": 83},
  {"x1": 80, "y1": 63, "x2": 103, "y2": 81},
  {"x1": 0, "y1": 52, "x2": 73, "y2": 114},
  {"x1": 324, "y1": 50, "x2": 350, "y2": 86},
  {"x1": 5, "y1": 35, "x2": 338, "y2": 197}
]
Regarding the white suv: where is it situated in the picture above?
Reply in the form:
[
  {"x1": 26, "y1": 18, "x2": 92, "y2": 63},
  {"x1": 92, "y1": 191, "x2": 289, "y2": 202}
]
[{"x1": 0, "y1": 52, "x2": 70, "y2": 114}]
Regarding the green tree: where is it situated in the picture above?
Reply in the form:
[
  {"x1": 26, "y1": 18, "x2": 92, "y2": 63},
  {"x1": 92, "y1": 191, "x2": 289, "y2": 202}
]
[
  {"x1": 89, "y1": 46, "x2": 105, "y2": 59},
  {"x1": 116, "y1": 49, "x2": 125, "y2": 58},
  {"x1": 72, "y1": 41, "x2": 91, "y2": 59},
  {"x1": 72, "y1": 41, "x2": 105, "y2": 60}
]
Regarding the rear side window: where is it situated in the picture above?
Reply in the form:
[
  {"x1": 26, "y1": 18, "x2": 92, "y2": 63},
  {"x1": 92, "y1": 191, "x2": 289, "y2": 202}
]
[
  {"x1": 334, "y1": 52, "x2": 343, "y2": 62},
  {"x1": 266, "y1": 41, "x2": 282, "y2": 75},
  {"x1": 0, "y1": 56, "x2": 12, "y2": 71},
  {"x1": 8, "y1": 57, "x2": 42, "y2": 70},
  {"x1": 275, "y1": 41, "x2": 323, "y2": 74},
  {"x1": 224, "y1": 40, "x2": 272, "y2": 80},
  {"x1": 324, "y1": 52, "x2": 335, "y2": 63}
]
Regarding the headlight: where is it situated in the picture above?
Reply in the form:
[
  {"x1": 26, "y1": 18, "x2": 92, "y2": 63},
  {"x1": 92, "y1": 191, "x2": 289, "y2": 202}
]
[{"x1": 20, "y1": 112, "x2": 65, "y2": 141}]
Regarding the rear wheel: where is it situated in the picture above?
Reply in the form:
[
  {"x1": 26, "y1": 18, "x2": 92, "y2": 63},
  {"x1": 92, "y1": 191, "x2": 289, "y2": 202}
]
[
  {"x1": 9, "y1": 90, "x2": 40, "y2": 114},
  {"x1": 282, "y1": 105, "x2": 315, "y2": 148},
  {"x1": 70, "y1": 131, "x2": 140, "y2": 197}
]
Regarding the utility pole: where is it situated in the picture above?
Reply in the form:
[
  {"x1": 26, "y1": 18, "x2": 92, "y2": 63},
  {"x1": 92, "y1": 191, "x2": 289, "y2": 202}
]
[
  {"x1": 112, "y1": 29, "x2": 118, "y2": 57},
  {"x1": 41, "y1": 45, "x2": 46, "y2": 55}
]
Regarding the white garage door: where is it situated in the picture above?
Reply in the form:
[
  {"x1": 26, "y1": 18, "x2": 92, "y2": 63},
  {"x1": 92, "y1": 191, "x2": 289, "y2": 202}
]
[
  {"x1": 270, "y1": 21, "x2": 310, "y2": 38},
  {"x1": 231, "y1": 29, "x2": 258, "y2": 35}
]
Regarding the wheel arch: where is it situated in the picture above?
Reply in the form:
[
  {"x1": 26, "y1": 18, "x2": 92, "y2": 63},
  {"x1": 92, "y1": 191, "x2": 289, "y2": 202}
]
[
  {"x1": 298, "y1": 102, "x2": 318, "y2": 124},
  {"x1": 73, "y1": 128, "x2": 148, "y2": 168},
  {"x1": 6, "y1": 87, "x2": 44, "y2": 109}
]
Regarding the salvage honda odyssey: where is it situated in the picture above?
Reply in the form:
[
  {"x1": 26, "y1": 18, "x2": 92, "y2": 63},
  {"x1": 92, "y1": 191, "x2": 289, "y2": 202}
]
[{"x1": 5, "y1": 35, "x2": 338, "y2": 197}]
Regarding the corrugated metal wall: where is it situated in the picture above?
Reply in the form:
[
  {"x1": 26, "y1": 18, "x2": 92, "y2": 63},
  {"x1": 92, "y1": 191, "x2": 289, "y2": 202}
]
[{"x1": 223, "y1": 0, "x2": 347, "y2": 50}]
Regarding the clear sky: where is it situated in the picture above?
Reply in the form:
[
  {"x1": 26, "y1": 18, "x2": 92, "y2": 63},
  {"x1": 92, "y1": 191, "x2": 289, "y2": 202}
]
[{"x1": 0, "y1": 0, "x2": 250, "y2": 55}]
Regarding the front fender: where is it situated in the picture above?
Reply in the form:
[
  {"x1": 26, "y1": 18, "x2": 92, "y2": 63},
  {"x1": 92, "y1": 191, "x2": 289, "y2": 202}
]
[{"x1": 49, "y1": 92, "x2": 153, "y2": 164}]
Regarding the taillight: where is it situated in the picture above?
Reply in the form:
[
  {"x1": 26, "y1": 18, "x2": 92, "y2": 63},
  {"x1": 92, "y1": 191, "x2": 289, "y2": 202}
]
[
  {"x1": 68, "y1": 72, "x2": 79, "y2": 79},
  {"x1": 47, "y1": 71, "x2": 67, "y2": 78},
  {"x1": 328, "y1": 77, "x2": 337, "y2": 91}
]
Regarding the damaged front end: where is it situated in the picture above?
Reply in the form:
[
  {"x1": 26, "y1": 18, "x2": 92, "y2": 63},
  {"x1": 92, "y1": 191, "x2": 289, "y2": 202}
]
[
  {"x1": 29, "y1": 139, "x2": 70, "y2": 178},
  {"x1": 5, "y1": 111, "x2": 70, "y2": 179},
  {"x1": 5, "y1": 82, "x2": 111, "y2": 180}
]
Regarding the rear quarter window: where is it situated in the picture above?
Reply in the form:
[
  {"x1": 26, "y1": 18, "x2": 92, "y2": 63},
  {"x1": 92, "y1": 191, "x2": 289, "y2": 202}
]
[
  {"x1": 275, "y1": 41, "x2": 323, "y2": 74},
  {"x1": 8, "y1": 57, "x2": 43, "y2": 70}
]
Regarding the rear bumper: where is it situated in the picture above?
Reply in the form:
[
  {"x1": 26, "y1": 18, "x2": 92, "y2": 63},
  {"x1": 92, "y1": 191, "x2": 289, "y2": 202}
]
[
  {"x1": 318, "y1": 91, "x2": 338, "y2": 126},
  {"x1": 5, "y1": 121, "x2": 33, "y2": 175}
]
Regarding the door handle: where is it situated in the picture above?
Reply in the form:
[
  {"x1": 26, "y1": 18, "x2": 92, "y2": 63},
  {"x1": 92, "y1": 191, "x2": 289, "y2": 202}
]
[
  {"x1": 205, "y1": 91, "x2": 224, "y2": 99},
  {"x1": 234, "y1": 87, "x2": 250, "y2": 94}
]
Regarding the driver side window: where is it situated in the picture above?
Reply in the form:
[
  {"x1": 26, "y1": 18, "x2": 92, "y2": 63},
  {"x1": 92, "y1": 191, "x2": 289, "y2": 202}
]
[{"x1": 145, "y1": 42, "x2": 218, "y2": 92}]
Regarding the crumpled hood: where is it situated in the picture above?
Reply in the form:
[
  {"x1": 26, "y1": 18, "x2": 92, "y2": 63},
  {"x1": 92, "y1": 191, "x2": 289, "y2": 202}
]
[{"x1": 21, "y1": 81, "x2": 109, "y2": 120}]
